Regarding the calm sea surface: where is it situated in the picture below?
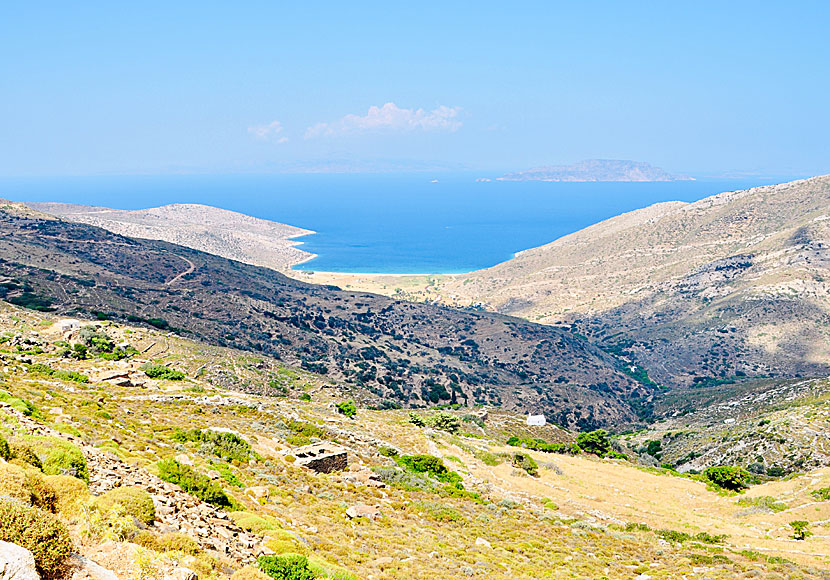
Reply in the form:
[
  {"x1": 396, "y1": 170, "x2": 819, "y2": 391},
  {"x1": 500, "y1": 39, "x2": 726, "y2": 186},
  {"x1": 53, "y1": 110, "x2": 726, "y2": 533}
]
[{"x1": 1, "y1": 173, "x2": 785, "y2": 274}]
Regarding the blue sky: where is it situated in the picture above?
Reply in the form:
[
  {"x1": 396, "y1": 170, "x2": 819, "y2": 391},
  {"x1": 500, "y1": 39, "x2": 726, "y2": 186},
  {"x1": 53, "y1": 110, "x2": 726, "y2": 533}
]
[{"x1": 2, "y1": 1, "x2": 829, "y2": 176}]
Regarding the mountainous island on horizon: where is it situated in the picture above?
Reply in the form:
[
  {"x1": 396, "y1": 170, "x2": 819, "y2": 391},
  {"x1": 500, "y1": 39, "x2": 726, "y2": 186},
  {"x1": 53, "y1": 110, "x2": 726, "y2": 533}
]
[{"x1": 498, "y1": 159, "x2": 694, "y2": 182}]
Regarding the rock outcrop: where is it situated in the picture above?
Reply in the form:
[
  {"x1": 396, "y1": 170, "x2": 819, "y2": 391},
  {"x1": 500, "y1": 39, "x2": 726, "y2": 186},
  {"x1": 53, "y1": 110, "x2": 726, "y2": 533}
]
[{"x1": 0, "y1": 542, "x2": 38, "y2": 580}]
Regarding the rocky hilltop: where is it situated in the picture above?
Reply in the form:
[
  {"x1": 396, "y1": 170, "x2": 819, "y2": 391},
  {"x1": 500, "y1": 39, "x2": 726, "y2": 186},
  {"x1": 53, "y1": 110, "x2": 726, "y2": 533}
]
[
  {"x1": 28, "y1": 202, "x2": 315, "y2": 271},
  {"x1": 498, "y1": 159, "x2": 693, "y2": 182},
  {"x1": 428, "y1": 175, "x2": 830, "y2": 388}
]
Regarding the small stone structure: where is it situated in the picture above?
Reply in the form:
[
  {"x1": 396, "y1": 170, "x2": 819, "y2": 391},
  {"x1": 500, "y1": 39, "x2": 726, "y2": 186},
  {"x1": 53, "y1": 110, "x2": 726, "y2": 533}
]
[
  {"x1": 292, "y1": 443, "x2": 348, "y2": 473},
  {"x1": 526, "y1": 414, "x2": 546, "y2": 426}
]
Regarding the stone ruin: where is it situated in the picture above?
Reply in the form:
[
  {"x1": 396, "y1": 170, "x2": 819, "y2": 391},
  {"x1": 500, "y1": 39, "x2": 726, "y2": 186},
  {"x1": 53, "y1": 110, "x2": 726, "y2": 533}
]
[{"x1": 292, "y1": 442, "x2": 348, "y2": 473}]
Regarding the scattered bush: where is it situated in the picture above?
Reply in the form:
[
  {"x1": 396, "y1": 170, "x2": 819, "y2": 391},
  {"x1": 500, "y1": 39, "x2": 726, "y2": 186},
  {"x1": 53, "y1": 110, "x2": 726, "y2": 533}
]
[
  {"x1": 378, "y1": 446, "x2": 399, "y2": 458},
  {"x1": 0, "y1": 461, "x2": 56, "y2": 511},
  {"x1": 230, "y1": 511, "x2": 281, "y2": 535},
  {"x1": 0, "y1": 498, "x2": 73, "y2": 579},
  {"x1": 810, "y1": 487, "x2": 830, "y2": 501},
  {"x1": 27, "y1": 363, "x2": 89, "y2": 384},
  {"x1": 428, "y1": 412, "x2": 461, "y2": 434},
  {"x1": 97, "y1": 486, "x2": 155, "y2": 524},
  {"x1": 334, "y1": 400, "x2": 356, "y2": 418},
  {"x1": 511, "y1": 452, "x2": 539, "y2": 477},
  {"x1": 157, "y1": 458, "x2": 233, "y2": 508},
  {"x1": 45, "y1": 474, "x2": 90, "y2": 515},
  {"x1": 736, "y1": 496, "x2": 786, "y2": 513},
  {"x1": 171, "y1": 428, "x2": 251, "y2": 463},
  {"x1": 0, "y1": 433, "x2": 10, "y2": 460},
  {"x1": 257, "y1": 554, "x2": 316, "y2": 580},
  {"x1": 408, "y1": 412, "x2": 426, "y2": 427},
  {"x1": 157, "y1": 532, "x2": 201, "y2": 555},
  {"x1": 142, "y1": 363, "x2": 185, "y2": 381},
  {"x1": 22, "y1": 436, "x2": 89, "y2": 483},
  {"x1": 576, "y1": 429, "x2": 611, "y2": 456},
  {"x1": 397, "y1": 454, "x2": 463, "y2": 489},
  {"x1": 11, "y1": 442, "x2": 43, "y2": 470},
  {"x1": 790, "y1": 520, "x2": 812, "y2": 540},
  {"x1": 703, "y1": 465, "x2": 750, "y2": 492},
  {"x1": 298, "y1": 393, "x2": 311, "y2": 402},
  {"x1": 507, "y1": 436, "x2": 580, "y2": 455},
  {"x1": 0, "y1": 390, "x2": 42, "y2": 417}
]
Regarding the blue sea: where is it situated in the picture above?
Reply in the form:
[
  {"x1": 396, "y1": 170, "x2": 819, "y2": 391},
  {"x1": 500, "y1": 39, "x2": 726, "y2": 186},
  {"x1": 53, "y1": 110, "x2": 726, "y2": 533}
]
[{"x1": 1, "y1": 173, "x2": 787, "y2": 274}]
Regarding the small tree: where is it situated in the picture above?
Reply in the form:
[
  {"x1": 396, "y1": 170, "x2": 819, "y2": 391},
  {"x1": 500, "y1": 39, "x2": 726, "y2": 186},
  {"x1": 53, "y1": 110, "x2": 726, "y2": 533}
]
[
  {"x1": 429, "y1": 412, "x2": 461, "y2": 434},
  {"x1": 335, "y1": 400, "x2": 357, "y2": 418},
  {"x1": 790, "y1": 520, "x2": 812, "y2": 540},
  {"x1": 576, "y1": 429, "x2": 611, "y2": 456},
  {"x1": 703, "y1": 465, "x2": 750, "y2": 492},
  {"x1": 408, "y1": 412, "x2": 426, "y2": 427}
]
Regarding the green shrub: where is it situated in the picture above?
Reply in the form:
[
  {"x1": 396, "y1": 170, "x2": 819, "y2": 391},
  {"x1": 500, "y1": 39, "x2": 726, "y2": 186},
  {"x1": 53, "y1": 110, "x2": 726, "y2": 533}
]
[
  {"x1": 27, "y1": 363, "x2": 89, "y2": 383},
  {"x1": 407, "y1": 412, "x2": 426, "y2": 427},
  {"x1": 0, "y1": 498, "x2": 73, "y2": 579},
  {"x1": 736, "y1": 496, "x2": 786, "y2": 512},
  {"x1": 23, "y1": 436, "x2": 89, "y2": 483},
  {"x1": 298, "y1": 393, "x2": 311, "y2": 402},
  {"x1": 230, "y1": 511, "x2": 281, "y2": 535},
  {"x1": 171, "y1": 428, "x2": 251, "y2": 463},
  {"x1": 810, "y1": 487, "x2": 830, "y2": 501},
  {"x1": 335, "y1": 400, "x2": 356, "y2": 418},
  {"x1": 11, "y1": 442, "x2": 43, "y2": 470},
  {"x1": 157, "y1": 458, "x2": 232, "y2": 508},
  {"x1": 703, "y1": 465, "x2": 750, "y2": 491},
  {"x1": 397, "y1": 454, "x2": 463, "y2": 489},
  {"x1": 257, "y1": 554, "x2": 316, "y2": 580},
  {"x1": 157, "y1": 532, "x2": 201, "y2": 555},
  {"x1": 44, "y1": 474, "x2": 90, "y2": 515},
  {"x1": 1, "y1": 461, "x2": 56, "y2": 512},
  {"x1": 142, "y1": 363, "x2": 185, "y2": 381},
  {"x1": 0, "y1": 433, "x2": 10, "y2": 460},
  {"x1": 427, "y1": 412, "x2": 460, "y2": 434},
  {"x1": 511, "y1": 452, "x2": 539, "y2": 477},
  {"x1": 97, "y1": 486, "x2": 155, "y2": 524},
  {"x1": 576, "y1": 429, "x2": 611, "y2": 456},
  {"x1": 0, "y1": 390, "x2": 42, "y2": 417},
  {"x1": 790, "y1": 520, "x2": 812, "y2": 540},
  {"x1": 506, "y1": 436, "x2": 580, "y2": 455}
]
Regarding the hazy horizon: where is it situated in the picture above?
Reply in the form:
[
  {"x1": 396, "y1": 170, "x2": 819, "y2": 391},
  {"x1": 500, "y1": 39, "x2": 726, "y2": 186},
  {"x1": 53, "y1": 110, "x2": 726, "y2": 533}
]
[{"x1": 2, "y1": 2, "x2": 829, "y2": 178}]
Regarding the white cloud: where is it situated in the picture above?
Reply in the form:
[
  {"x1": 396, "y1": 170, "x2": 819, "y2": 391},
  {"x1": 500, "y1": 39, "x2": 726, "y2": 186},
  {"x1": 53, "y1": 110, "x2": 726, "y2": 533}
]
[
  {"x1": 248, "y1": 120, "x2": 288, "y2": 142},
  {"x1": 305, "y1": 102, "x2": 462, "y2": 138}
]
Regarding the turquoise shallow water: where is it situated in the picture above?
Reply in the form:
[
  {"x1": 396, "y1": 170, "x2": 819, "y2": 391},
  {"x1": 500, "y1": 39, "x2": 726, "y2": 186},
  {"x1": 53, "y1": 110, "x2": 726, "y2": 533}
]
[{"x1": 1, "y1": 173, "x2": 786, "y2": 274}]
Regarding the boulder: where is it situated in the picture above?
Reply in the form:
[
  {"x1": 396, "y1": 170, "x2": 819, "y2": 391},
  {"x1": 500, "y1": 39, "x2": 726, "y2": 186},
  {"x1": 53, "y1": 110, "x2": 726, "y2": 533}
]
[
  {"x1": 68, "y1": 554, "x2": 119, "y2": 580},
  {"x1": 0, "y1": 542, "x2": 38, "y2": 580},
  {"x1": 164, "y1": 568, "x2": 197, "y2": 580}
]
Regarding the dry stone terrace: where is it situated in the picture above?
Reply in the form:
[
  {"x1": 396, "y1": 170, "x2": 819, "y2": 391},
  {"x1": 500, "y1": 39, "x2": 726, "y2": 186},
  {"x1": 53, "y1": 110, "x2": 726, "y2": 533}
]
[{"x1": 0, "y1": 402, "x2": 266, "y2": 565}]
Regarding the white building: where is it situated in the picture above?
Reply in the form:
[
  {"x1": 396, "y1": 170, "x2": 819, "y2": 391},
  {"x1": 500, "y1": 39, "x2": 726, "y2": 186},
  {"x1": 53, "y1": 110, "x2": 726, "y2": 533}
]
[{"x1": 526, "y1": 414, "x2": 546, "y2": 426}]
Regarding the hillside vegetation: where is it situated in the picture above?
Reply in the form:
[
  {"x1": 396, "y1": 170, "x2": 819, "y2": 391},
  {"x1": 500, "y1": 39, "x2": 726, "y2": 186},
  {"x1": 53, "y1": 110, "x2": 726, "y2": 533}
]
[{"x1": 1, "y1": 303, "x2": 829, "y2": 579}]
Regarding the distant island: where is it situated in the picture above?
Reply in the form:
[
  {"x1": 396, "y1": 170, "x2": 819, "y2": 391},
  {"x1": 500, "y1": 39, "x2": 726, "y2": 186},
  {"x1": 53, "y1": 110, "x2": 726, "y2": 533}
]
[{"x1": 498, "y1": 159, "x2": 694, "y2": 182}]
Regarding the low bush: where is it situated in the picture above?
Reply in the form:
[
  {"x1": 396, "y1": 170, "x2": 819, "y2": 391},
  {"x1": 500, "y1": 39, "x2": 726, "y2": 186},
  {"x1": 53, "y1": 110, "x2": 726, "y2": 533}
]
[
  {"x1": 171, "y1": 428, "x2": 251, "y2": 463},
  {"x1": 0, "y1": 433, "x2": 10, "y2": 460},
  {"x1": 736, "y1": 495, "x2": 786, "y2": 512},
  {"x1": 703, "y1": 465, "x2": 750, "y2": 492},
  {"x1": 27, "y1": 363, "x2": 89, "y2": 384},
  {"x1": 97, "y1": 486, "x2": 155, "y2": 524},
  {"x1": 0, "y1": 390, "x2": 42, "y2": 417},
  {"x1": 810, "y1": 487, "x2": 830, "y2": 501},
  {"x1": 0, "y1": 462, "x2": 56, "y2": 511},
  {"x1": 511, "y1": 452, "x2": 539, "y2": 477},
  {"x1": 45, "y1": 474, "x2": 90, "y2": 515},
  {"x1": 428, "y1": 412, "x2": 461, "y2": 434},
  {"x1": 506, "y1": 436, "x2": 580, "y2": 455},
  {"x1": 142, "y1": 363, "x2": 185, "y2": 381},
  {"x1": 230, "y1": 511, "x2": 281, "y2": 535},
  {"x1": 334, "y1": 400, "x2": 356, "y2": 418},
  {"x1": 790, "y1": 520, "x2": 812, "y2": 540},
  {"x1": 257, "y1": 554, "x2": 316, "y2": 580},
  {"x1": 22, "y1": 436, "x2": 89, "y2": 483},
  {"x1": 0, "y1": 498, "x2": 73, "y2": 579},
  {"x1": 397, "y1": 454, "x2": 463, "y2": 489},
  {"x1": 407, "y1": 412, "x2": 426, "y2": 427},
  {"x1": 157, "y1": 458, "x2": 233, "y2": 508},
  {"x1": 11, "y1": 442, "x2": 43, "y2": 470},
  {"x1": 157, "y1": 532, "x2": 201, "y2": 555}
]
